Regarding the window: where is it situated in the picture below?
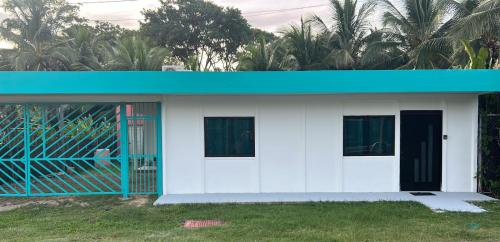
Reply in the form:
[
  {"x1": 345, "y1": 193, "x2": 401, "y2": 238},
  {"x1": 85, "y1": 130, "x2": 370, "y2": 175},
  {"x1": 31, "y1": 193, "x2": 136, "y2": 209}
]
[
  {"x1": 343, "y1": 116, "x2": 395, "y2": 156},
  {"x1": 204, "y1": 117, "x2": 255, "y2": 157}
]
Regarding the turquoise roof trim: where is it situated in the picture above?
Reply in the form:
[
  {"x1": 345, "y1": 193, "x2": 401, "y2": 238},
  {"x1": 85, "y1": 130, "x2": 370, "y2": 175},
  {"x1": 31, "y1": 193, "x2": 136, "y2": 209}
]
[{"x1": 0, "y1": 70, "x2": 498, "y2": 95}]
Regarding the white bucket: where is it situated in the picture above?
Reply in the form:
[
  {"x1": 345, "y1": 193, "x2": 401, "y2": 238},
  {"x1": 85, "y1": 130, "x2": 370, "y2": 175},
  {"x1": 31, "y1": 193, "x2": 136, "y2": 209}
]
[{"x1": 94, "y1": 149, "x2": 111, "y2": 167}]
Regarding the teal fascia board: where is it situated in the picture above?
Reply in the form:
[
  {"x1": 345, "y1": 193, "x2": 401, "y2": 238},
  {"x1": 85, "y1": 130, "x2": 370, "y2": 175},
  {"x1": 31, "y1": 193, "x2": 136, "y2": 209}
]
[{"x1": 0, "y1": 70, "x2": 498, "y2": 95}]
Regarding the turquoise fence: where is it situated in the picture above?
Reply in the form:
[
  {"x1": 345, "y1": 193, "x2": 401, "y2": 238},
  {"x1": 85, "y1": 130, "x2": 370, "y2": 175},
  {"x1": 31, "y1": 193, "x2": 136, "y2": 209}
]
[{"x1": 0, "y1": 103, "x2": 162, "y2": 197}]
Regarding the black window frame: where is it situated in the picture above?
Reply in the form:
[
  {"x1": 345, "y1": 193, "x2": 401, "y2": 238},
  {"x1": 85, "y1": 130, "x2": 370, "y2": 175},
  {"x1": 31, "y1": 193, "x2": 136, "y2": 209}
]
[
  {"x1": 343, "y1": 115, "x2": 396, "y2": 157},
  {"x1": 204, "y1": 117, "x2": 256, "y2": 158}
]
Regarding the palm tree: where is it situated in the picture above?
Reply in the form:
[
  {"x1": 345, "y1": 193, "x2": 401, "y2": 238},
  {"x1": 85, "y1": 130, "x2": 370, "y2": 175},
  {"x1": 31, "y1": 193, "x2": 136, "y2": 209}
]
[
  {"x1": 444, "y1": 0, "x2": 499, "y2": 39},
  {"x1": 375, "y1": 0, "x2": 453, "y2": 69},
  {"x1": 63, "y1": 26, "x2": 105, "y2": 71},
  {"x1": 0, "y1": 49, "x2": 15, "y2": 70},
  {"x1": 0, "y1": 0, "x2": 82, "y2": 70},
  {"x1": 105, "y1": 36, "x2": 170, "y2": 71},
  {"x1": 237, "y1": 38, "x2": 297, "y2": 71},
  {"x1": 360, "y1": 29, "x2": 408, "y2": 69},
  {"x1": 312, "y1": 0, "x2": 376, "y2": 69},
  {"x1": 441, "y1": 0, "x2": 500, "y2": 68},
  {"x1": 282, "y1": 18, "x2": 329, "y2": 70},
  {"x1": 9, "y1": 40, "x2": 75, "y2": 70}
]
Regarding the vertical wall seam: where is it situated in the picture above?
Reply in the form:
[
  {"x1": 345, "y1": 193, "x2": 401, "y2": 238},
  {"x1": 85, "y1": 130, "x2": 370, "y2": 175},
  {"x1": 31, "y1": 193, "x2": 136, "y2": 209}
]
[
  {"x1": 161, "y1": 97, "x2": 168, "y2": 195},
  {"x1": 256, "y1": 103, "x2": 262, "y2": 193},
  {"x1": 395, "y1": 101, "x2": 401, "y2": 192},
  {"x1": 304, "y1": 102, "x2": 307, "y2": 192},
  {"x1": 339, "y1": 101, "x2": 344, "y2": 192},
  {"x1": 200, "y1": 103, "x2": 206, "y2": 193},
  {"x1": 471, "y1": 95, "x2": 479, "y2": 192}
]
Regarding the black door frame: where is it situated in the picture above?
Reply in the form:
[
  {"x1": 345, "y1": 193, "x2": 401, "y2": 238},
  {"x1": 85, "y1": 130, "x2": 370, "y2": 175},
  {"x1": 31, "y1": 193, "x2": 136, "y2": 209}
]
[{"x1": 400, "y1": 110, "x2": 443, "y2": 191}]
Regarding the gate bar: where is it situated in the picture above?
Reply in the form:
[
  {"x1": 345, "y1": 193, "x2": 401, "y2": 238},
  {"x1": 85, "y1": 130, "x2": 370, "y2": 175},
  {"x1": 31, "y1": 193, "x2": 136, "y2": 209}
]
[
  {"x1": 120, "y1": 104, "x2": 129, "y2": 199},
  {"x1": 41, "y1": 105, "x2": 47, "y2": 157},
  {"x1": 23, "y1": 104, "x2": 30, "y2": 196}
]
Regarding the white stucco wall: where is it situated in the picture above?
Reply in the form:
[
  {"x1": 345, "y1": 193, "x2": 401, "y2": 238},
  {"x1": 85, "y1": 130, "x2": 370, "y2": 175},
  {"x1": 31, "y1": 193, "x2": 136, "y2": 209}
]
[{"x1": 162, "y1": 94, "x2": 479, "y2": 194}]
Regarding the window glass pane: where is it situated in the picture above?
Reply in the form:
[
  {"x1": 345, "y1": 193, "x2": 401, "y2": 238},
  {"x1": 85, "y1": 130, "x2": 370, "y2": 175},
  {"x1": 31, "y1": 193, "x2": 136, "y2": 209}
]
[
  {"x1": 204, "y1": 117, "x2": 255, "y2": 157},
  {"x1": 343, "y1": 116, "x2": 395, "y2": 156}
]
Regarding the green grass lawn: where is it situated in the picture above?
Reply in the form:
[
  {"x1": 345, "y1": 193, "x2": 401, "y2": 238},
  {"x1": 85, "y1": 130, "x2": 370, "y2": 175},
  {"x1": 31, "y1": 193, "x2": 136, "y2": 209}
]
[{"x1": 0, "y1": 196, "x2": 499, "y2": 241}]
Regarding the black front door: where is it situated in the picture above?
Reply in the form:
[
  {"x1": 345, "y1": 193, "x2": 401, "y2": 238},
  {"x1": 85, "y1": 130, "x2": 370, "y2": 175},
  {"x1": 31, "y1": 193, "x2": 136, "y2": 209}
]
[{"x1": 400, "y1": 111, "x2": 442, "y2": 191}]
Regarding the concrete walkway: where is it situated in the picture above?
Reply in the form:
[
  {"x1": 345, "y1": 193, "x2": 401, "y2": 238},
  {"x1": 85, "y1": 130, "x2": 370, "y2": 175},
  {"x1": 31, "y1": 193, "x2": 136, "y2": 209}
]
[{"x1": 154, "y1": 192, "x2": 496, "y2": 213}]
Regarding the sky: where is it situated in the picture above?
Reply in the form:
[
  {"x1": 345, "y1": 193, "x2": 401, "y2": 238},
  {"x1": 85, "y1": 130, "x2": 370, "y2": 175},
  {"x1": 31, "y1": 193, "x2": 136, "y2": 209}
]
[
  {"x1": 0, "y1": 0, "x2": 388, "y2": 48},
  {"x1": 71, "y1": 0, "x2": 338, "y2": 31}
]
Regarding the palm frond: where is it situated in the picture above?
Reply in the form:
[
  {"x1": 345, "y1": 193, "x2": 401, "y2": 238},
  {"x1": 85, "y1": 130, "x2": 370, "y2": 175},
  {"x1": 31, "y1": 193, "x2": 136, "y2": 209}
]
[{"x1": 449, "y1": 0, "x2": 500, "y2": 39}]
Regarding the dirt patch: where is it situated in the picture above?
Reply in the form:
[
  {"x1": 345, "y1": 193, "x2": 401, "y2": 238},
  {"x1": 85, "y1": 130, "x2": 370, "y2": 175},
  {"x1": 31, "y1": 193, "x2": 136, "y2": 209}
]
[
  {"x1": 127, "y1": 196, "x2": 151, "y2": 207},
  {"x1": 0, "y1": 197, "x2": 86, "y2": 213}
]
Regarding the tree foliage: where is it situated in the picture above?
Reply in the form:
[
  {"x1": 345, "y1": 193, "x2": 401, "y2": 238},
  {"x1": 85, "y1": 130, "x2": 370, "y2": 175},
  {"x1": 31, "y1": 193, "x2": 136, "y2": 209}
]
[
  {"x1": 141, "y1": 0, "x2": 252, "y2": 71},
  {"x1": 104, "y1": 36, "x2": 170, "y2": 71},
  {"x1": 312, "y1": 0, "x2": 376, "y2": 69},
  {"x1": 443, "y1": 0, "x2": 500, "y2": 68},
  {"x1": 238, "y1": 38, "x2": 297, "y2": 71},
  {"x1": 0, "y1": 0, "x2": 81, "y2": 45},
  {"x1": 0, "y1": 0, "x2": 82, "y2": 70},
  {"x1": 0, "y1": 0, "x2": 171, "y2": 71},
  {"x1": 374, "y1": 0, "x2": 454, "y2": 69},
  {"x1": 0, "y1": 0, "x2": 498, "y2": 71},
  {"x1": 281, "y1": 19, "x2": 330, "y2": 70},
  {"x1": 63, "y1": 25, "x2": 104, "y2": 70}
]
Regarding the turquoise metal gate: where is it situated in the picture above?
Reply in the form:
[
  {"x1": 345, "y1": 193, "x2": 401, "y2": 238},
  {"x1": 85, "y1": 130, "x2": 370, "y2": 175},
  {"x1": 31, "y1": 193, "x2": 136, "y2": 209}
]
[
  {"x1": 0, "y1": 104, "x2": 26, "y2": 196},
  {"x1": 127, "y1": 103, "x2": 162, "y2": 195},
  {"x1": 0, "y1": 103, "x2": 161, "y2": 197}
]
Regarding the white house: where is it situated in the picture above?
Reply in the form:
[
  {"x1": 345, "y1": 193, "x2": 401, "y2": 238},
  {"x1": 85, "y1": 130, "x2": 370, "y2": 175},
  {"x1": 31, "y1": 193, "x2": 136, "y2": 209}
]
[
  {"x1": 163, "y1": 94, "x2": 473, "y2": 194},
  {"x1": 0, "y1": 70, "x2": 498, "y2": 202}
]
